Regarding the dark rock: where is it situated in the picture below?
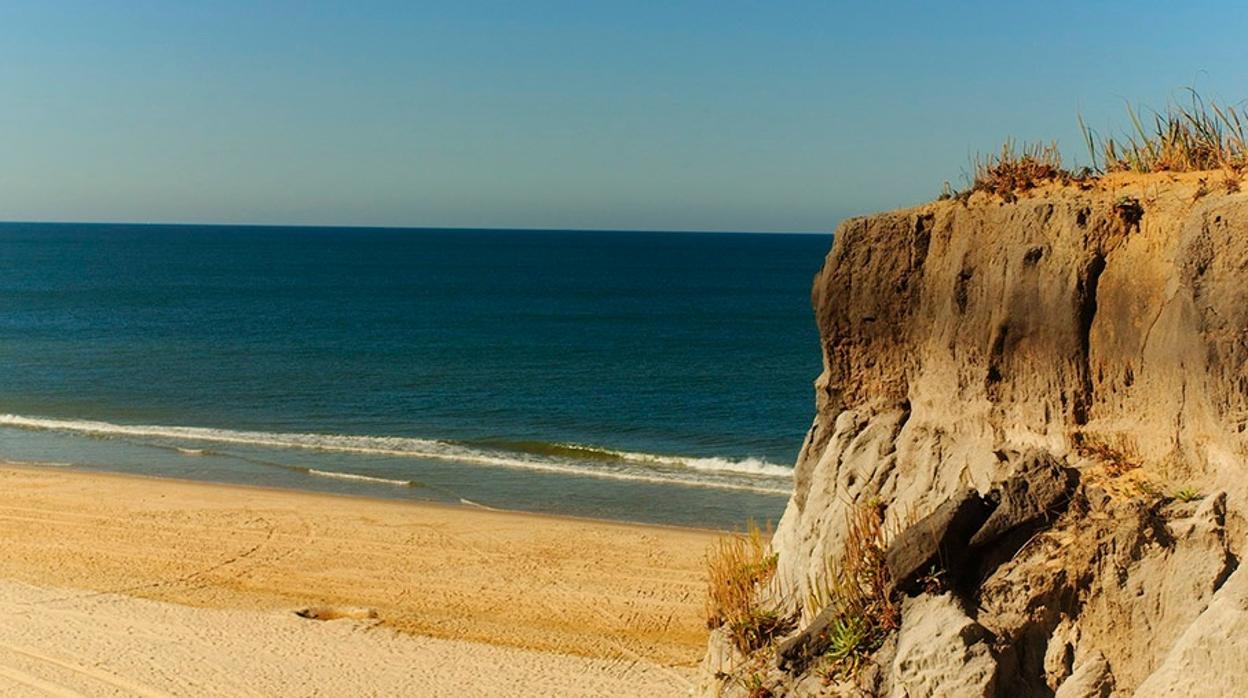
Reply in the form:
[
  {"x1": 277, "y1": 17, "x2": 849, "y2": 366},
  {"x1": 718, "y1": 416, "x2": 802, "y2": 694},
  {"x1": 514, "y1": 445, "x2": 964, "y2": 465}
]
[
  {"x1": 882, "y1": 452, "x2": 1075, "y2": 597},
  {"x1": 775, "y1": 603, "x2": 840, "y2": 672},
  {"x1": 969, "y1": 450, "x2": 1074, "y2": 549},
  {"x1": 885, "y1": 488, "x2": 996, "y2": 595}
]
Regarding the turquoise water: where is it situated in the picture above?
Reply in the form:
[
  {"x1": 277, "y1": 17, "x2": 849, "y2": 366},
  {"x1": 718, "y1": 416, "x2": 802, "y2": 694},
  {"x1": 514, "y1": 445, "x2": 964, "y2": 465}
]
[{"x1": 0, "y1": 223, "x2": 829, "y2": 528}]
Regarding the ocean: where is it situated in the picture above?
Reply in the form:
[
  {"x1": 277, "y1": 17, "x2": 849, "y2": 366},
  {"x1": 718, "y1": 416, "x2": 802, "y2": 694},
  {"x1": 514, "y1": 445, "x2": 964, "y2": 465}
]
[{"x1": 0, "y1": 223, "x2": 830, "y2": 528}]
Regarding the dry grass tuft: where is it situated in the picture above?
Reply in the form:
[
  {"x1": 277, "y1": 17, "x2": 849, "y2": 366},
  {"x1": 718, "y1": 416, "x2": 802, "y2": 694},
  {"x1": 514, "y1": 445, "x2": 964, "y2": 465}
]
[
  {"x1": 971, "y1": 140, "x2": 1069, "y2": 199},
  {"x1": 1081, "y1": 90, "x2": 1248, "y2": 174},
  {"x1": 705, "y1": 521, "x2": 784, "y2": 653},
  {"x1": 804, "y1": 502, "x2": 900, "y2": 679}
]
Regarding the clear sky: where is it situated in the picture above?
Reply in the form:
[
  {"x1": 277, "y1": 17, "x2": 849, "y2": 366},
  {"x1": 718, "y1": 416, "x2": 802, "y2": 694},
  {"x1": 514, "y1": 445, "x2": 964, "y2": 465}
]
[{"x1": 1, "y1": 1, "x2": 1245, "y2": 232}]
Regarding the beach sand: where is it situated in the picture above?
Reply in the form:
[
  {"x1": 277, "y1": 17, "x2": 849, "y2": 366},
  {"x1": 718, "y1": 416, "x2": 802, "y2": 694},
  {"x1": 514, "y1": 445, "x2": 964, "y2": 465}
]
[{"x1": 0, "y1": 464, "x2": 717, "y2": 696}]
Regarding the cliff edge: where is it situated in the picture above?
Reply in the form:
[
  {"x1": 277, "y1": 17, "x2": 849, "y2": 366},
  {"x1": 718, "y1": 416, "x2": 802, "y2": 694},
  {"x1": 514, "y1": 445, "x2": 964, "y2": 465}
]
[{"x1": 706, "y1": 172, "x2": 1248, "y2": 697}]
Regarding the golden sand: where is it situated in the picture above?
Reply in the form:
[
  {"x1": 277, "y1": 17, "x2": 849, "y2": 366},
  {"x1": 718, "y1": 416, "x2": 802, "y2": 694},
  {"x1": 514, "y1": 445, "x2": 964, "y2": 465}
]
[{"x1": 0, "y1": 464, "x2": 717, "y2": 695}]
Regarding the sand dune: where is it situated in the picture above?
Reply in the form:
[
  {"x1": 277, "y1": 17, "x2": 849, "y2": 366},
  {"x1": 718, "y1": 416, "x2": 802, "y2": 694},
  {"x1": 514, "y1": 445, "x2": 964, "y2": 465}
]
[{"x1": 0, "y1": 465, "x2": 716, "y2": 696}]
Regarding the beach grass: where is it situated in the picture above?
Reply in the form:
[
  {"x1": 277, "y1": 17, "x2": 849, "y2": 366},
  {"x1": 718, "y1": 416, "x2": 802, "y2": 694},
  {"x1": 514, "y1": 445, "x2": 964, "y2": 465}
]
[
  {"x1": 964, "y1": 90, "x2": 1248, "y2": 199},
  {"x1": 705, "y1": 521, "x2": 784, "y2": 653},
  {"x1": 1081, "y1": 90, "x2": 1248, "y2": 174},
  {"x1": 803, "y1": 502, "x2": 899, "y2": 680}
]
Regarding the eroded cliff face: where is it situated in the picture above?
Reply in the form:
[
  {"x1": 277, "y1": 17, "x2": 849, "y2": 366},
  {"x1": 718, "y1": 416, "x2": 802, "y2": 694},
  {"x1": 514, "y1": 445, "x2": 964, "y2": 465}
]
[{"x1": 708, "y1": 172, "x2": 1248, "y2": 697}]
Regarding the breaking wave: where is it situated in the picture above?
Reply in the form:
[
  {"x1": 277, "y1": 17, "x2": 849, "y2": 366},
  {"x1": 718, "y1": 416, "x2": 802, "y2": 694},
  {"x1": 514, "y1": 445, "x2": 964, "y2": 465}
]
[{"x1": 0, "y1": 414, "x2": 793, "y2": 495}]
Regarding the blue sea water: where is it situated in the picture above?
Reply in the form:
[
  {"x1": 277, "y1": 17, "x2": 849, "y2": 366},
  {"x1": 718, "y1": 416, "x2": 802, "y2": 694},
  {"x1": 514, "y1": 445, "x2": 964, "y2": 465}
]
[{"x1": 0, "y1": 223, "x2": 830, "y2": 528}]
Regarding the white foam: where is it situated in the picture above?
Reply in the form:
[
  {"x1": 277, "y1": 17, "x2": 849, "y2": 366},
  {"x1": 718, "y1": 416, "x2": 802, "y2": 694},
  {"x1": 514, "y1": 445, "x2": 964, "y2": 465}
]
[
  {"x1": 0, "y1": 414, "x2": 792, "y2": 495},
  {"x1": 560, "y1": 444, "x2": 794, "y2": 478},
  {"x1": 307, "y1": 469, "x2": 413, "y2": 487},
  {"x1": 458, "y1": 497, "x2": 501, "y2": 511}
]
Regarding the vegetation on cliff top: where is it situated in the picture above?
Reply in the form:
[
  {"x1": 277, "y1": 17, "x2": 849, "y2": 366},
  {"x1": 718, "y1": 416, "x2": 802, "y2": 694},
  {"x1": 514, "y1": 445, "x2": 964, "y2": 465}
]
[
  {"x1": 1084, "y1": 91, "x2": 1248, "y2": 174},
  {"x1": 962, "y1": 91, "x2": 1248, "y2": 198},
  {"x1": 968, "y1": 140, "x2": 1080, "y2": 199}
]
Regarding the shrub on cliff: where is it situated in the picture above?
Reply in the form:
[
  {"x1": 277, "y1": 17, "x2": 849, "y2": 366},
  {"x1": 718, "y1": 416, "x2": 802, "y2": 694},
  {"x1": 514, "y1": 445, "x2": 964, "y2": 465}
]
[{"x1": 971, "y1": 140, "x2": 1070, "y2": 199}]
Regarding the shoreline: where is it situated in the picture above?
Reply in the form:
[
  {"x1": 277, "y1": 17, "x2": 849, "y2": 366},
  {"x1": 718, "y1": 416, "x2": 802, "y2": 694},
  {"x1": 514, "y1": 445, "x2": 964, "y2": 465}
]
[
  {"x1": 0, "y1": 463, "x2": 718, "y2": 694},
  {"x1": 0, "y1": 416, "x2": 794, "y2": 528},
  {"x1": 2, "y1": 459, "x2": 730, "y2": 535}
]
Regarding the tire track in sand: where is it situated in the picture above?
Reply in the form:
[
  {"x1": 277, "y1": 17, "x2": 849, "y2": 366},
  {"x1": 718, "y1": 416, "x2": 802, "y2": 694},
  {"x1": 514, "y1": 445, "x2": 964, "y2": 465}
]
[
  {"x1": 0, "y1": 642, "x2": 172, "y2": 698},
  {"x1": 422, "y1": 524, "x2": 697, "y2": 692},
  {"x1": 0, "y1": 662, "x2": 86, "y2": 697}
]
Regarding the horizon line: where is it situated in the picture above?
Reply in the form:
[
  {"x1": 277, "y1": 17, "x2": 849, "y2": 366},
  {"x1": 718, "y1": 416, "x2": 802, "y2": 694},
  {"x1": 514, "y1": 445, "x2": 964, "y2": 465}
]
[{"x1": 0, "y1": 218, "x2": 833, "y2": 237}]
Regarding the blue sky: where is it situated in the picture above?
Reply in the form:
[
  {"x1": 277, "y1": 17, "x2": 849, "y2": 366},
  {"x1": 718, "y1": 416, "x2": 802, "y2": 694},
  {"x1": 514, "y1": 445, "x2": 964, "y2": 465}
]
[{"x1": 0, "y1": 1, "x2": 1245, "y2": 232}]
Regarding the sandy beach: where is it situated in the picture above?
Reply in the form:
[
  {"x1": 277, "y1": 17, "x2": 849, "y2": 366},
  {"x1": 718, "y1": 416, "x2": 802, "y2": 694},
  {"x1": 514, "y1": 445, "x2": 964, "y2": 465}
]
[{"x1": 0, "y1": 464, "x2": 717, "y2": 696}]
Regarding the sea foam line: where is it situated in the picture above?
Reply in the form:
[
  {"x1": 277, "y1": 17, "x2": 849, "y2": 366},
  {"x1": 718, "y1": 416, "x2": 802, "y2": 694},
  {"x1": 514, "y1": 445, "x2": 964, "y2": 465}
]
[
  {"x1": 0, "y1": 414, "x2": 793, "y2": 495},
  {"x1": 554, "y1": 443, "x2": 794, "y2": 477},
  {"x1": 306, "y1": 469, "x2": 416, "y2": 487}
]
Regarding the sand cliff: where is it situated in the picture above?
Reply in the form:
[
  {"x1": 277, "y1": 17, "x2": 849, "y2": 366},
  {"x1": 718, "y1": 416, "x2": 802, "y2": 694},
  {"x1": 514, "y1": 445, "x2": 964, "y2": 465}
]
[{"x1": 707, "y1": 172, "x2": 1248, "y2": 696}]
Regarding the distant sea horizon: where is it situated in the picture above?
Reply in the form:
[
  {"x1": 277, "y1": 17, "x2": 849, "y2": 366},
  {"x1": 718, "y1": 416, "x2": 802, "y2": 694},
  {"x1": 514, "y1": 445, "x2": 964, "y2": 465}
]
[
  {"x1": 0, "y1": 222, "x2": 831, "y2": 528},
  {"x1": 0, "y1": 219, "x2": 834, "y2": 236}
]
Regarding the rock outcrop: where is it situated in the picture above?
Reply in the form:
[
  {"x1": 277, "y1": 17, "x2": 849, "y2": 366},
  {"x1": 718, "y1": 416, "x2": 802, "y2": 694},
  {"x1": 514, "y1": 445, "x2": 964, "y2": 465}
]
[
  {"x1": 885, "y1": 593, "x2": 997, "y2": 697},
  {"x1": 705, "y1": 172, "x2": 1248, "y2": 696}
]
